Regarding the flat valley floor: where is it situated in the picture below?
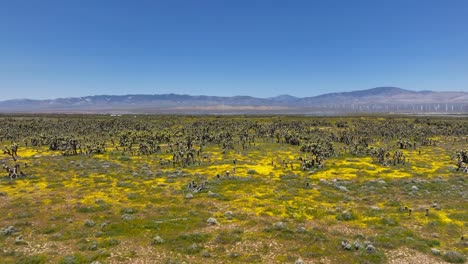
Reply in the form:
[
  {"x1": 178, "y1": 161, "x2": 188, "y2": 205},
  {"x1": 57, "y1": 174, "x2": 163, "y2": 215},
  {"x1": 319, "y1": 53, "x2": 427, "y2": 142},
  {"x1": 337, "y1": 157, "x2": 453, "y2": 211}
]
[{"x1": 0, "y1": 115, "x2": 466, "y2": 263}]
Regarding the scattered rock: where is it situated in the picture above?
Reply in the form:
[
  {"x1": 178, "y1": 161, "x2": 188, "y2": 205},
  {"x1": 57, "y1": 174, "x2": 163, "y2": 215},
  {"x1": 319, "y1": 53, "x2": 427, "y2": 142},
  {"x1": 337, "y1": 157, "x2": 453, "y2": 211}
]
[
  {"x1": 207, "y1": 217, "x2": 218, "y2": 225},
  {"x1": 152, "y1": 235, "x2": 165, "y2": 245},
  {"x1": 62, "y1": 255, "x2": 80, "y2": 264},
  {"x1": 432, "y1": 202, "x2": 441, "y2": 210},
  {"x1": 411, "y1": 185, "x2": 419, "y2": 191},
  {"x1": 207, "y1": 191, "x2": 219, "y2": 197},
  {"x1": 224, "y1": 211, "x2": 233, "y2": 219},
  {"x1": 185, "y1": 193, "x2": 194, "y2": 199},
  {"x1": 188, "y1": 243, "x2": 201, "y2": 253},
  {"x1": 121, "y1": 208, "x2": 136, "y2": 214},
  {"x1": 202, "y1": 251, "x2": 211, "y2": 258},
  {"x1": 443, "y1": 250, "x2": 465, "y2": 263},
  {"x1": 431, "y1": 248, "x2": 440, "y2": 255},
  {"x1": 14, "y1": 235, "x2": 28, "y2": 245},
  {"x1": 121, "y1": 214, "x2": 135, "y2": 221},
  {"x1": 370, "y1": 206, "x2": 381, "y2": 211},
  {"x1": 365, "y1": 244, "x2": 376, "y2": 253},
  {"x1": 336, "y1": 211, "x2": 355, "y2": 221},
  {"x1": 341, "y1": 240, "x2": 352, "y2": 250},
  {"x1": 88, "y1": 241, "x2": 98, "y2": 251},
  {"x1": 296, "y1": 226, "x2": 306, "y2": 233},
  {"x1": 273, "y1": 222, "x2": 286, "y2": 230},
  {"x1": 52, "y1": 232, "x2": 63, "y2": 239},
  {"x1": 0, "y1": 226, "x2": 17, "y2": 236},
  {"x1": 84, "y1": 220, "x2": 96, "y2": 227},
  {"x1": 295, "y1": 258, "x2": 304, "y2": 264},
  {"x1": 353, "y1": 239, "x2": 362, "y2": 250},
  {"x1": 376, "y1": 179, "x2": 386, "y2": 185},
  {"x1": 337, "y1": 185, "x2": 349, "y2": 192}
]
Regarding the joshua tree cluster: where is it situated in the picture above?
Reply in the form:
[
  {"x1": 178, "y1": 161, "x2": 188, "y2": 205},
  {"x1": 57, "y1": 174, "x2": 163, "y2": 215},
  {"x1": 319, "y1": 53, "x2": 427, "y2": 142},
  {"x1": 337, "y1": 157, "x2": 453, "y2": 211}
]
[{"x1": 0, "y1": 115, "x2": 467, "y2": 175}]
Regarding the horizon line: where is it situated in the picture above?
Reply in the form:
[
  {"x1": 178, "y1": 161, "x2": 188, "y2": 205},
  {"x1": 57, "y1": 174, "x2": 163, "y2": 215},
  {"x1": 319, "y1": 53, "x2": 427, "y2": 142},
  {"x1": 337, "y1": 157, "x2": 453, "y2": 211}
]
[{"x1": 2, "y1": 86, "x2": 468, "y2": 102}]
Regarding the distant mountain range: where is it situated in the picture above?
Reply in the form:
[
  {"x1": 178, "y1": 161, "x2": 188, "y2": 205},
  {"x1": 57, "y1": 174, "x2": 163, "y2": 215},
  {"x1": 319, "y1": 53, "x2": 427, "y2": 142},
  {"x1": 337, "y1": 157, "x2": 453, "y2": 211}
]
[{"x1": 0, "y1": 87, "x2": 467, "y2": 114}]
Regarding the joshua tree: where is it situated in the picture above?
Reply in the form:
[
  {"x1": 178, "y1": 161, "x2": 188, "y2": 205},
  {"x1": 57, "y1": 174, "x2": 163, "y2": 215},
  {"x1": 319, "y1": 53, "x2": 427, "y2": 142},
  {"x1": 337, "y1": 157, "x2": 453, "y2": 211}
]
[
  {"x1": 2, "y1": 143, "x2": 26, "y2": 179},
  {"x1": 3, "y1": 142, "x2": 19, "y2": 161},
  {"x1": 455, "y1": 150, "x2": 468, "y2": 173}
]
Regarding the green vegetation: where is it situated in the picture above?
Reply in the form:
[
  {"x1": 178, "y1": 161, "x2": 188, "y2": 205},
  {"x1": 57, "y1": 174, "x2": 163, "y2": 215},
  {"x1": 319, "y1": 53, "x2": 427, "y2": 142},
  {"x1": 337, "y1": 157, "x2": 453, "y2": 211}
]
[{"x1": 0, "y1": 114, "x2": 467, "y2": 263}]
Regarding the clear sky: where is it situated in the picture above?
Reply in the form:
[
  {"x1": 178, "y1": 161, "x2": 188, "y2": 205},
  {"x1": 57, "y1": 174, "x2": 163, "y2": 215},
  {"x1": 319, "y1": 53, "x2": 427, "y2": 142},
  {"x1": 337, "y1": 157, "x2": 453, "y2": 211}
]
[{"x1": 1, "y1": 0, "x2": 467, "y2": 100}]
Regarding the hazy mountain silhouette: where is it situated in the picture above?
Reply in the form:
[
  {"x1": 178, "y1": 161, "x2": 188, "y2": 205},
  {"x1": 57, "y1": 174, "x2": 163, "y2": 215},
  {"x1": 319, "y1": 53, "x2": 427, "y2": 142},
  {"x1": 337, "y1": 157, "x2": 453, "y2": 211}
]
[{"x1": 0, "y1": 87, "x2": 467, "y2": 114}]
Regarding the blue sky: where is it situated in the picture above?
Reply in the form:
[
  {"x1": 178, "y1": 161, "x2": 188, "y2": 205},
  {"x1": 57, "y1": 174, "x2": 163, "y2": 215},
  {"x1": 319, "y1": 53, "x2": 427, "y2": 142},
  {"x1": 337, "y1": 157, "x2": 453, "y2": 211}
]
[{"x1": 1, "y1": 0, "x2": 467, "y2": 100}]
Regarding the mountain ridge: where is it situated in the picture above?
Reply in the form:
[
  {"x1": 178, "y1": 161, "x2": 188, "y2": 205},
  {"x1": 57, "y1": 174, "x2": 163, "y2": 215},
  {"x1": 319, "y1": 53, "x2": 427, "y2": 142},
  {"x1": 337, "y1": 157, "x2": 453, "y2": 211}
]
[{"x1": 1, "y1": 87, "x2": 467, "y2": 114}]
